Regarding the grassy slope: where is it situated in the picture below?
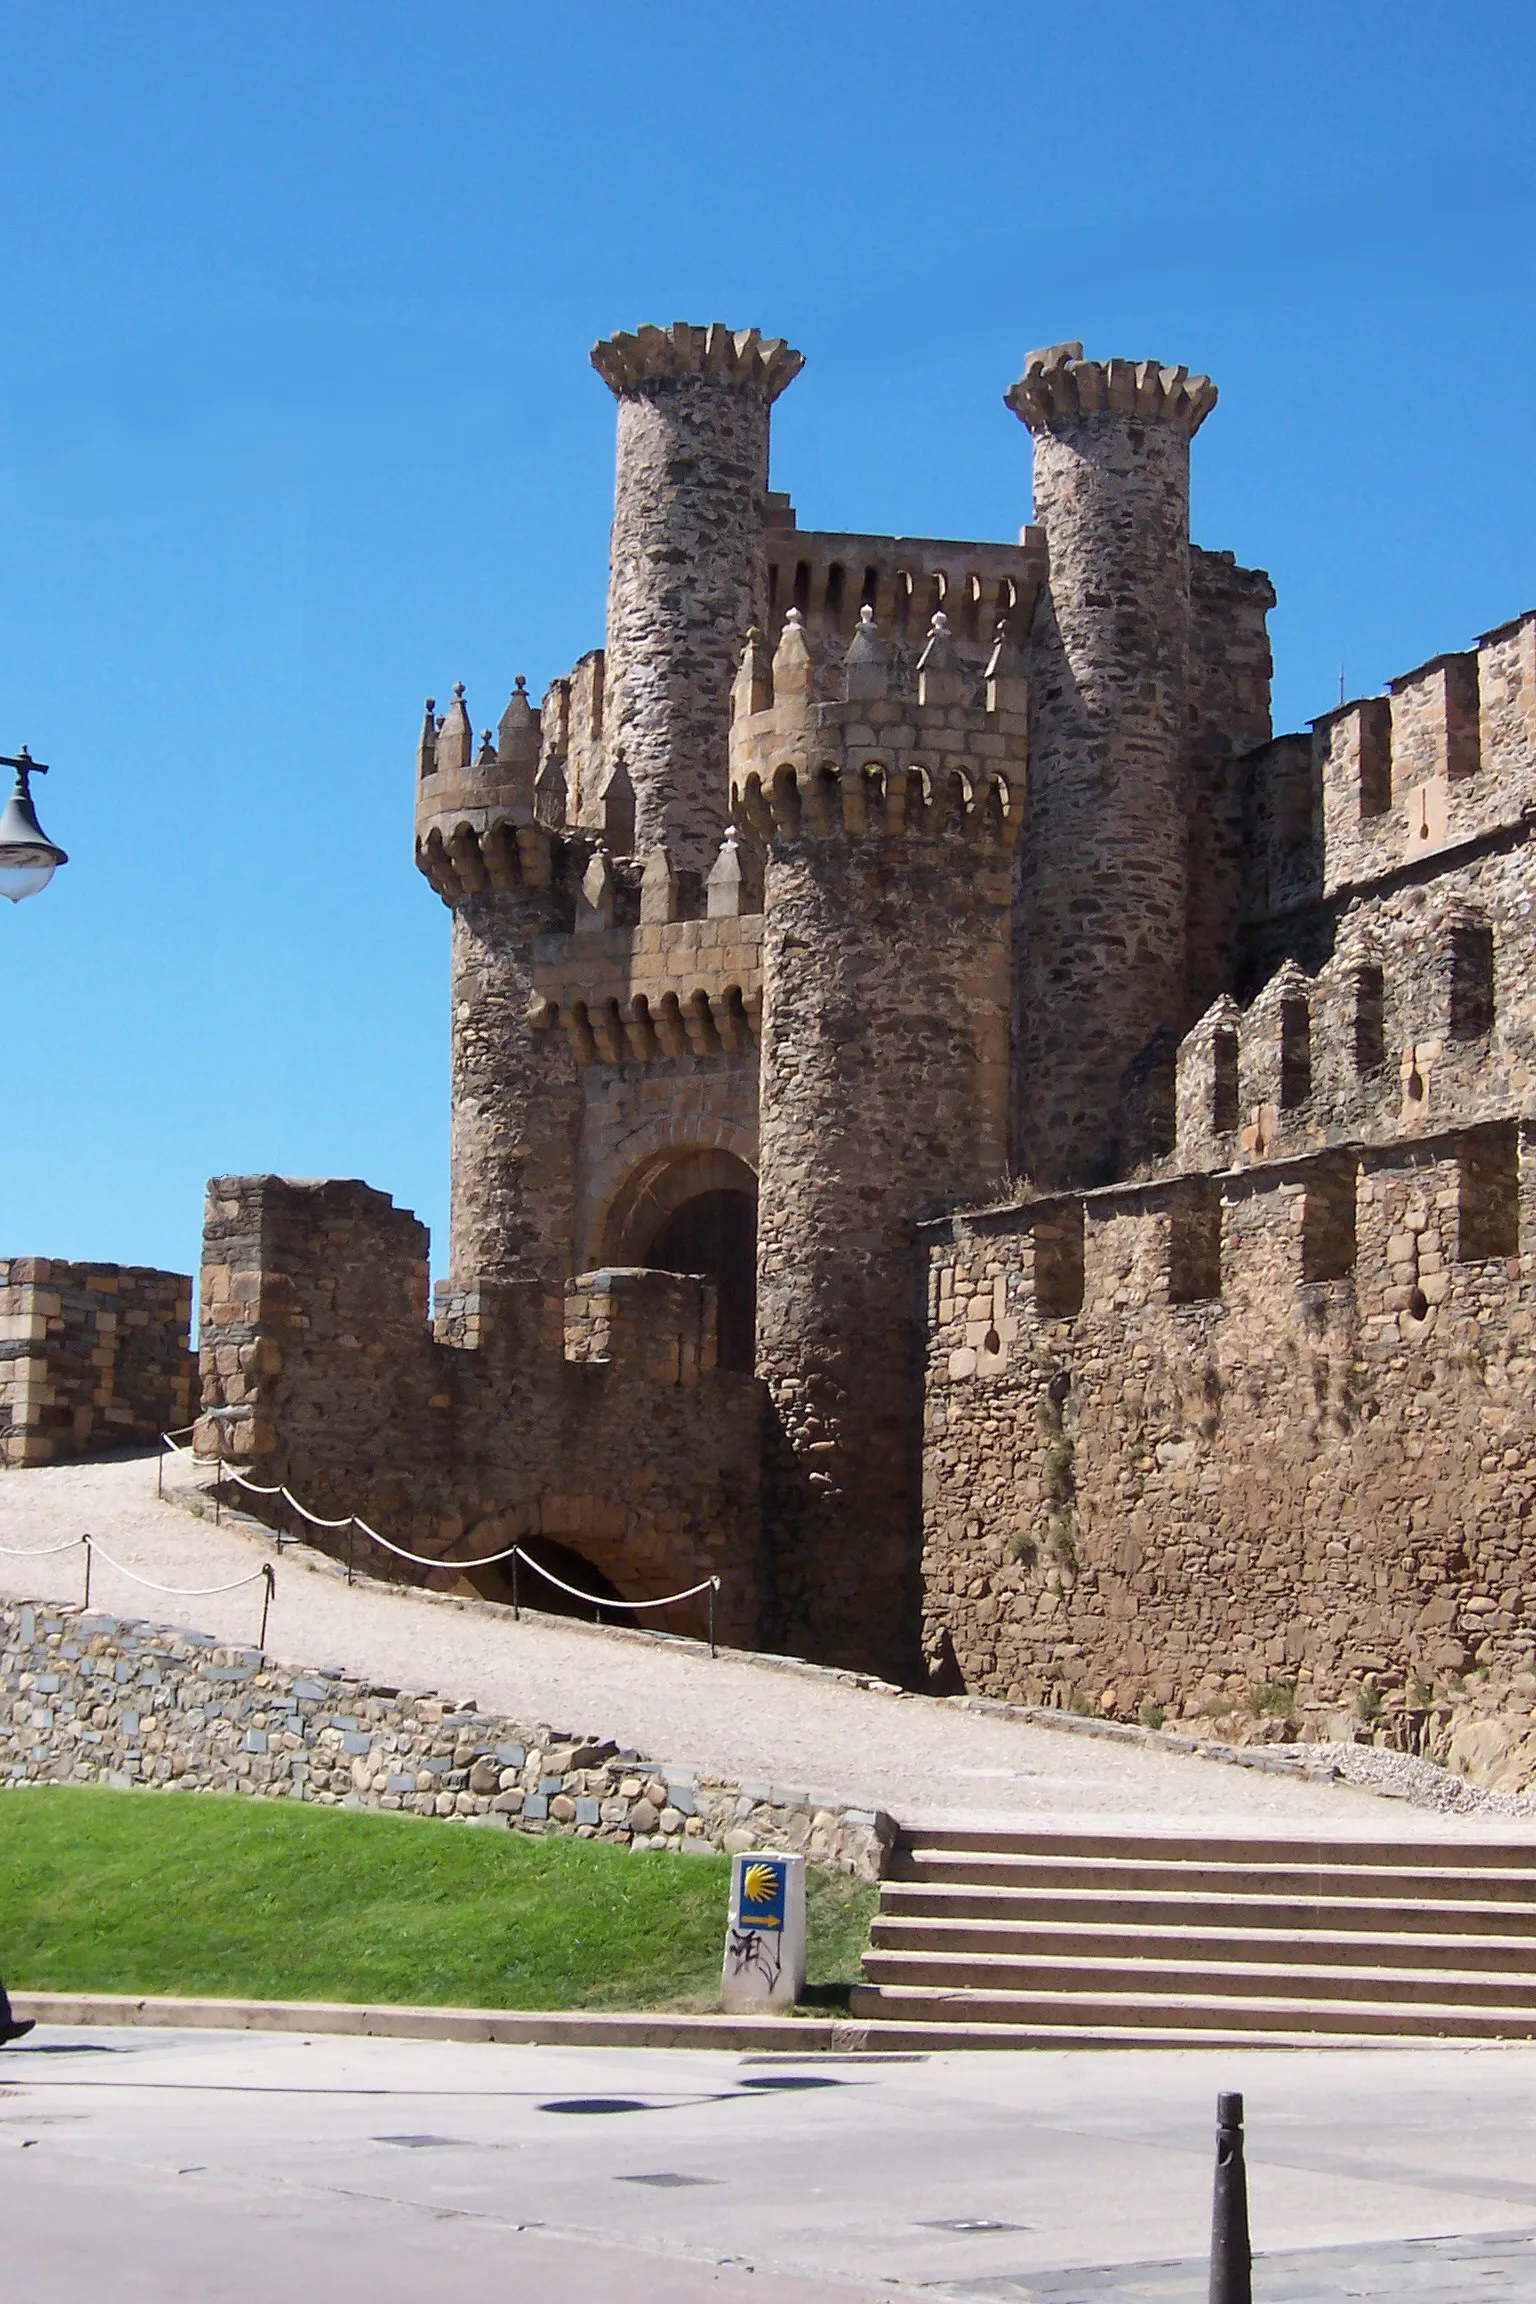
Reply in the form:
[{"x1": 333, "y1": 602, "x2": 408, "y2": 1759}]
[{"x1": 0, "y1": 1786, "x2": 876, "y2": 2013}]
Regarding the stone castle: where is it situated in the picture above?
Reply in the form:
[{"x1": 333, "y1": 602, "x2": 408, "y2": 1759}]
[{"x1": 13, "y1": 318, "x2": 1536, "y2": 1726}]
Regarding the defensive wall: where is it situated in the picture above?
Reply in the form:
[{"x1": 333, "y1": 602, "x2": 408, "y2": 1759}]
[
  {"x1": 0, "y1": 1260, "x2": 195, "y2": 1469},
  {"x1": 195, "y1": 1175, "x2": 761, "y2": 1647},
  {"x1": 922, "y1": 1117, "x2": 1536, "y2": 1716}
]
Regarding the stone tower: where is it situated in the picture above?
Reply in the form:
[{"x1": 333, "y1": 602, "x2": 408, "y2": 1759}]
[
  {"x1": 414, "y1": 679, "x2": 579, "y2": 1293},
  {"x1": 591, "y1": 323, "x2": 805, "y2": 880},
  {"x1": 1007, "y1": 343, "x2": 1218, "y2": 1188},
  {"x1": 732, "y1": 606, "x2": 1024, "y2": 1672}
]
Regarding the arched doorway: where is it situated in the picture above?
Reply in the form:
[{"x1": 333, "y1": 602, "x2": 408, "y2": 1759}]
[
  {"x1": 599, "y1": 1146, "x2": 758, "y2": 1374},
  {"x1": 644, "y1": 1188, "x2": 756, "y2": 1372}
]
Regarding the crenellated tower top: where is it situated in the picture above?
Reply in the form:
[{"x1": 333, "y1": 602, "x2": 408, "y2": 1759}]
[
  {"x1": 1004, "y1": 340, "x2": 1218, "y2": 437},
  {"x1": 591, "y1": 321, "x2": 804, "y2": 404}
]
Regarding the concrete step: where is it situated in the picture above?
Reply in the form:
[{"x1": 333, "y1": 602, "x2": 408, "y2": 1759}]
[
  {"x1": 868, "y1": 1915, "x2": 1536, "y2": 1973},
  {"x1": 859, "y1": 1946, "x2": 1536, "y2": 2008},
  {"x1": 878, "y1": 1883, "x2": 1536, "y2": 1935},
  {"x1": 887, "y1": 1850, "x2": 1536, "y2": 1902},
  {"x1": 848, "y1": 1981, "x2": 1536, "y2": 2040},
  {"x1": 901, "y1": 1825, "x2": 1536, "y2": 1870}
]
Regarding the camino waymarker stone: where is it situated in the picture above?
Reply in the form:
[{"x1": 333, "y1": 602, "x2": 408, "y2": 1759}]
[{"x1": 721, "y1": 1849, "x2": 806, "y2": 2012}]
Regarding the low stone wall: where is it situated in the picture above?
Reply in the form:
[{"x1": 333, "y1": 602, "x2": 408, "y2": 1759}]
[
  {"x1": 1, "y1": 1259, "x2": 196, "y2": 1468},
  {"x1": 0, "y1": 1600, "x2": 893, "y2": 1880}
]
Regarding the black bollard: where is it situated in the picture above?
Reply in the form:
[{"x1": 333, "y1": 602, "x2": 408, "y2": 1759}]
[
  {"x1": 0, "y1": 1975, "x2": 35, "y2": 2047},
  {"x1": 1209, "y1": 2090, "x2": 1252, "y2": 2304}
]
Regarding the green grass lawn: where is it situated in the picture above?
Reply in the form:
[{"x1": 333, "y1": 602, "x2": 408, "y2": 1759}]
[{"x1": 0, "y1": 1786, "x2": 876, "y2": 2013}]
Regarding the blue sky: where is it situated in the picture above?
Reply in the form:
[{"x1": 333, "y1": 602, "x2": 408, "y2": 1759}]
[{"x1": 2, "y1": 1, "x2": 1533, "y2": 1281}]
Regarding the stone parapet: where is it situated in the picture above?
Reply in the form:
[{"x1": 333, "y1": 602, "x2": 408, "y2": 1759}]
[
  {"x1": 591, "y1": 321, "x2": 804, "y2": 403},
  {"x1": 196, "y1": 1174, "x2": 765, "y2": 1647},
  {"x1": 0, "y1": 1260, "x2": 195, "y2": 1469},
  {"x1": 1004, "y1": 340, "x2": 1218, "y2": 436},
  {"x1": 0, "y1": 1601, "x2": 892, "y2": 1879}
]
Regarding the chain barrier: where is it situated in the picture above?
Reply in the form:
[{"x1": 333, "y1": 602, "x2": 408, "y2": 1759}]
[{"x1": 159, "y1": 1429, "x2": 721, "y2": 1653}]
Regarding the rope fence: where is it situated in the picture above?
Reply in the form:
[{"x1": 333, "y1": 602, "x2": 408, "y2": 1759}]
[
  {"x1": 0, "y1": 1524, "x2": 275, "y2": 1647},
  {"x1": 159, "y1": 1429, "x2": 722, "y2": 1653}
]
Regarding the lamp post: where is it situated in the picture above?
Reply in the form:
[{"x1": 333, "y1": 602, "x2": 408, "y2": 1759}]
[{"x1": 0, "y1": 748, "x2": 68, "y2": 903}]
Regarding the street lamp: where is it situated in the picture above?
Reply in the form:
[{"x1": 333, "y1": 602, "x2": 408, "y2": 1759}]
[{"x1": 0, "y1": 748, "x2": 68, "y2": 903}]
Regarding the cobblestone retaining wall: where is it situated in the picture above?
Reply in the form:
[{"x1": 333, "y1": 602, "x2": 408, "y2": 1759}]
[{"x1": 0, "y1": 1600, "x2": 892, "y2": 1879}]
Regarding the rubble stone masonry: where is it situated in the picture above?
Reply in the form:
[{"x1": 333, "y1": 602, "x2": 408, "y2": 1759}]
[{"x1": 0, "y1": 1600, "x2": 891, "y2": 1877}]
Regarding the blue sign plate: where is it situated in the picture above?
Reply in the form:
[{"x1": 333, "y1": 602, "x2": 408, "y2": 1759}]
[{"x1": 737, "y1": 1858, "x2": 787, "y2": 1931}]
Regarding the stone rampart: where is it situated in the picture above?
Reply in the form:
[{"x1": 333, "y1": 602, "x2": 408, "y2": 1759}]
[
  {"x1": 0, "y1": 1600, "x2": 892, "y2": 1877},
  {"x1": 921, "y1": 1120, "x2": 1536, "y2": 1718},
  {"x1": 196, "y1": 1175, "x2": 763, "y2": 1646},
  {"x1": 1, "y1": 1260, "x2": 195, "y2": 1469},
  {"x1": 1243, "y1": 610, "x2": 1536, "y2": 917}
]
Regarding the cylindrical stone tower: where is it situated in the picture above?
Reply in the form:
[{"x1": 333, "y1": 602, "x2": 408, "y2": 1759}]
[
  {"x1": 414, "y1": 683, "x2": 581, "y2": 1293},
  {"x1": 1007, "y1": 342, "x2": 1217, "y2": 1189},
  {"x1": 591, "y1": 322, "x2": 804, "y2": 878}
]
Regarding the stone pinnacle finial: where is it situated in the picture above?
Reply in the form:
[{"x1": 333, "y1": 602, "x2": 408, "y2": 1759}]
[
  {"x1": 843, "y1": 602, "x2": 889, "y2": 703},
  {"x1": 590, "y1": 321, "x2": 805, "y2": 403},
  {"x1": 917, "y1": 610, "x2": 965, "y2": 708},
  {"x1": 1005, "y1": 342, "x2": 1217, "y2": 436},
  {"x1": 733, "y1": 626, "x2": 774, "y2": 721},
  {"x1": 416, "y1": 698, "x2": 438, "y2": 780}
]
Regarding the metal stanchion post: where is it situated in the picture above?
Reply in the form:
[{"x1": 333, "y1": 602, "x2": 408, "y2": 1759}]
[
  {"x1": 512, "y1": 1549, "x2": 520, "y2": 1621},
  {"x1": 345, "y1": 1520, "x2": 355, "y2": 1587},
  {"x1": 259, "y1": 1563, "x2": 275, "y2": 1649},
  {"x1": 157, "y1": 1449, "x2": 163, "y2": 1500},
  {"x1": 1209, "y1": 2091, "x2": 1252, "y2": 2304},
  {"x1": 82, "y1": 1536, "x2": 92, "y2": 1610},
  {"x1": 709, "y1": 1579, "x2": 717, "y2": 1659}
]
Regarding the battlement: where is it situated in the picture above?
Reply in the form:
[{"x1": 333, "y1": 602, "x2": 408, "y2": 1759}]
[
  {"x1": 564, "y1": 1267, "x2": 718, "y2": 1384},
  {"x1": 529, "y1": 903, "x2": 763, "y2": 1069},
  {"x1": 1, "y1": 1258, "x2": 195, "y2": 1468},
  {"x1": 930, "y1": 1116, "x2": 1526, "y2": 1362},
  {"x1": 764, "y1": 523, "x2": 1045, "y2": 670},
  {"x1": 1247, "y1": 608, "x2": 1536, "y2": 915},
  {"x1": 591, "y1": 321, "x2": 804, "y2": 403},
  {"x1": 414, "y1": 674, "x2": 561, "y2": 898},
  {"x1": 1004, "y1": 340, "x2": 1218, "y2": 436},
  {"x1": 727, "y1": 608, "x2": 1025, "y2": 854}
]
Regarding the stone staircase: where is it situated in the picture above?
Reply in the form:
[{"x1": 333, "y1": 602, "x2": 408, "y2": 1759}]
[{"x1": 850, "y1": 1824, "x2": 1536, "y2": 2046}]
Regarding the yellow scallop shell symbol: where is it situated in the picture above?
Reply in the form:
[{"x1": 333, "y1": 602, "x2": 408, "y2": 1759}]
[{"x1": 742, "y1": 1863, "x2": 777, "y2": 1906}]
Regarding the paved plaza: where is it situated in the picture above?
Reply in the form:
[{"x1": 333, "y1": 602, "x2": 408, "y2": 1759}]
[{"x1": 7, "y1": 2026, "x2": 1536, "y2": 2300}]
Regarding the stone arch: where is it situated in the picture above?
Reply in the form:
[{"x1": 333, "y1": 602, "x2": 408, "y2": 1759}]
[
  {"x1": 457, "y1": 1501, "x2": 723, "y2": 1642},
  {"x1": 594, "y1": 1137, "x2": 759, "y2": 1373}
]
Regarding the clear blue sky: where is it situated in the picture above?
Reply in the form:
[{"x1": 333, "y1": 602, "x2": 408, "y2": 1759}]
[{"x1": 3, "y1": 1, "x2": 1532, "y2": 1283}]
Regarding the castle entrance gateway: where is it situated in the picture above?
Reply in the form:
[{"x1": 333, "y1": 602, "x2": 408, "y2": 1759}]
[{"x1": 599, "y1": 1146, "x2": 758, "y2": 1374}]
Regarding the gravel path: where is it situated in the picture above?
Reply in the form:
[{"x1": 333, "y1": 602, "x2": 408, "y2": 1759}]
[{"x1": 4, "y1": 1451, "x2": 1532, "y2": 1841}]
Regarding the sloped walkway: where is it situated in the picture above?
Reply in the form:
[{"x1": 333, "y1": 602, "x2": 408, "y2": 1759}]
[{"x1": 2, "y1": 1449, "x2": 1528, "y2": 1840}]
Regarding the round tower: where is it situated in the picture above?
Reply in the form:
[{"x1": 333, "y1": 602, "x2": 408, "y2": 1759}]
[
  {"x1": 591, "y1": 322, "x2": 804, "y2": 879},
  {"x1": 414, "y1": 681, "x2": 580, "y2": 1293},
  {"x1": 1007, "y1": 342, "x2": 1217, "y2": 1189}
]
